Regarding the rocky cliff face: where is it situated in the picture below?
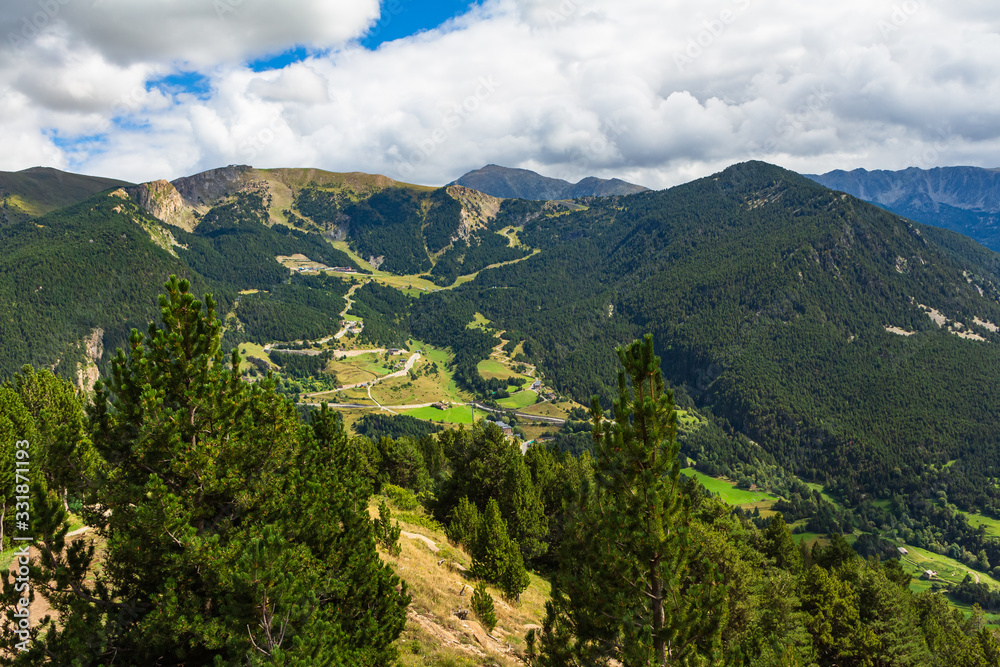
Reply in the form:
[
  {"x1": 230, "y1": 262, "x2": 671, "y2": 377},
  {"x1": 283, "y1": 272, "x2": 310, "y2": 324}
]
[
  {"x1": 127, "y1": 179, "x2": 196, "y2": 231},
  {"x1": 807, "y1": 166, "x2": 1000, "y2": 251},
  {"x1": 446, "y1": 184, "x2": 502, "y2": 242},
  {"x1": 171, "y1": 164, "x2": 257, "y2": 208},
  {"x1": 452, "y1": 164, "x2": 648, "y2": 200}
]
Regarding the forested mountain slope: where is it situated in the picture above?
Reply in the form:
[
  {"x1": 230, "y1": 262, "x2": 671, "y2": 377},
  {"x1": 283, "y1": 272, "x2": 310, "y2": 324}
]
[
  {"x1": 0, "y1": 165, "x2": 528, "y2": 384},
  {"x1": 448, "y1": 161, "x2": 1000, "y2": 509},
  {"x1": 0, "y1": 187, "x2": 358, "y2": 382}
]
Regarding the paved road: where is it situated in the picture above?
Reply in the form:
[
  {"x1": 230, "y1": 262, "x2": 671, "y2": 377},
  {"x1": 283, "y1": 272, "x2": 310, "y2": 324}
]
[
  {"x1": 471, "y1": 401, "x2": 565, "y2": 425},
  {"x1": 301, "y1": 395, "x2": 565, "y2": 426}
]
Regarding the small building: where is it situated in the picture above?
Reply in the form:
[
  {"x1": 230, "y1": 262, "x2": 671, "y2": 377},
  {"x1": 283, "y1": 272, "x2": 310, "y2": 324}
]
[
  {"x1": 920, "y1": 570, "x2": 937, "y2": 580},
  {"x1": 432, "y1": 402, "x2": 448, "y2": 410},
  {"x1": 387, "y1": 348, "x2": 400, "y2": 354},
  {"x1": 531, "y1": 380, "x2": 542, "y2": 391},
  {"x1": 495, "y1": 420, "x2": 513, "y2": 436},
  {"x1": 897, "y1": 547, "x2": 909, "y2": 556}
]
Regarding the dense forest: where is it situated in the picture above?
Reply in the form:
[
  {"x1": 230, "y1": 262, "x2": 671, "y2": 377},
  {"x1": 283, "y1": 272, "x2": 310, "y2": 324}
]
[
  {"x1": 0, "y1": 194, "x2": 226, "y2": 381},
  {"x1": 426, "y1": 164, "x2": 1000, "y2": 537}
]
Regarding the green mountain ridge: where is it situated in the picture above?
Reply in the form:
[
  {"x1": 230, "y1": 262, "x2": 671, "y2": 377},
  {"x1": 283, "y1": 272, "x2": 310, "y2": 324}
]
[{"x1": 0, "y1": 166, "x2": 132, "y2": 222}]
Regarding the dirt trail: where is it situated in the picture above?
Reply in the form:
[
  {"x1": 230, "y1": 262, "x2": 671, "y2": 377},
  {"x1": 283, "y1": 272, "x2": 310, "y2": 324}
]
[{"x1": 401, "y1": 531, "x2": 440, "y2": 552}]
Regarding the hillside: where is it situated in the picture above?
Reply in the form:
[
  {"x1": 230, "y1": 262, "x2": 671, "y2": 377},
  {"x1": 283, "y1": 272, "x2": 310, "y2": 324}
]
[
  {"x1": 0, "y1": 166, "x2": 131, "y2": 222},
  {"x1": 452, "y1": 164, "x2": 648, "y2": 200},
  {"x1": 0, "y1": 185, "x2": 363, "y2": 384},
  {"x1": 808, "y1": 166, "x2": 1000, "y2": 252},
  {"x1": 440, "y1": 162, "x2": 1000, "y2": 511},
  {"x1": 0, "y1": 164, "x2": 533, "y2": 386}
]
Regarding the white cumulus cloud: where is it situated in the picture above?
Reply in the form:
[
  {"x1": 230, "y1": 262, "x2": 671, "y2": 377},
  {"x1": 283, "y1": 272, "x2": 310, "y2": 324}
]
[{"x1": 0, "y1": 0, "x2": 998, "y2": 188}]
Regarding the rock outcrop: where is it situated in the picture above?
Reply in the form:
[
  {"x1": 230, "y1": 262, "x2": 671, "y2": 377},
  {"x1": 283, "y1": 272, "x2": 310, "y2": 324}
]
[{"x1": 127, "y1": 179, "x2": 196, "y2": 231}]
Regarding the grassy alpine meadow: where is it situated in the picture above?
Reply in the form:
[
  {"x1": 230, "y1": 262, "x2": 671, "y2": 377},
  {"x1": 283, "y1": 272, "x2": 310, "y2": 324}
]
[
  {"x1": 959, "y1": 510, "x2": 1000, "y2": 538},
  {"x1": 680, "y1": 469, "x2": 782, "y2": 509},
  {"x1": 370, "y1": 357, "x2": 471, "y2": 405},
  {"x1": 476, "y1": 358, "x2": 532, "y2": 385},
  {"x1": 466, "y1": 312, "x2": 492, "y2": 330},
  {"x1": 496, "y1": 390, "x2": 538, "y2": 409},
  {"x1": 402, "y1": 404, "x2": 489, "y2": 424},
  {"x1": 368, "y1": 499, "x2": 550, "y2": 665},
  {"x1": 236, "y1": 342, "x2": 273, "y2": 372}
]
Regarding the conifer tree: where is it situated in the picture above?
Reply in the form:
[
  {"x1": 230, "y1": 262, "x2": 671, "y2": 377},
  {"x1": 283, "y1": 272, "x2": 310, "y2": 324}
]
[
  {"x1": 531, "y1": 335, "x2": 726, "y2": 666},
  {"x1": 0, "y1": 388, "x2": 37, "y2": 548},
  {"x1": 439, "y1": 420, "x2": 548, "y2": 561},
  {"x1": 13, "y1": 366, "x2": 96, "y2": 511},
  {"x1": 0, "y1": 276, "x2": 408, "y2": 665},
  {"x1": 447, "y1": 495, "x2": 482, "y2": 547},
  {"x1": 473, "y1": 497, "x2": 530, "y2": 601}
]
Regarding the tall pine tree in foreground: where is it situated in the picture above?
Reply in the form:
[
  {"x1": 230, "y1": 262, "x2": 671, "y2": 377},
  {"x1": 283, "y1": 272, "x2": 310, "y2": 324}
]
[
  {"x1": 0, "y1": 276, "x2": 408, "y2": 665},
  {"x1": 530, "y1": 334, "x2": 726, "y2": 666}
]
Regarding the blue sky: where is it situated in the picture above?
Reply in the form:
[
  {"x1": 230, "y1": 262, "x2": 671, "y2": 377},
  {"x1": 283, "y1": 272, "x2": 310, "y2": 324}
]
[
  {"x1": 1, "y1": 0, "x2": 999, "y2": 187},
  {"x1": 360, "y1": 0, "x2": 480, "y2": 50},
  {"x1": 244, "y1": 2, "x2": 481, "y2": 73}
]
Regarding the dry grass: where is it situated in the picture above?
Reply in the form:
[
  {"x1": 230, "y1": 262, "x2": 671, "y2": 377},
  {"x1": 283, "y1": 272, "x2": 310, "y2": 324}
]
[
  {"x1": 371, "y1": 355, "x2": 469, "y2": 405},
  {"x1": 521, "y1": 400, "x2": 583, "y2": 420},
  {"x1": 373, "y1": 501, "x2": 550, "y2": 665}
]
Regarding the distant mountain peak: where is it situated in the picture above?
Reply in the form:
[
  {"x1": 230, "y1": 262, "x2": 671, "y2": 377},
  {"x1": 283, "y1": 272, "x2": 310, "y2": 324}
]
[{"x1": 451, "y1": 164, "x2": 648, "y2": 200}]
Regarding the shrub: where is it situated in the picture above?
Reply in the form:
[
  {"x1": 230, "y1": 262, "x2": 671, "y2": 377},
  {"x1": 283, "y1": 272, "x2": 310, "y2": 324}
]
[
  {"x1": 447, "y1": 496, "x2": 481, "y2": 546},
  {"x1": 471, "y1": 582, "x2": 497, "y2": 634},
  {"x1": 375, "y1": 500, "x2": 402, "y2": 556},
  {"x1": 383, "y1": 483, "x2": 420, "y2": 511}
]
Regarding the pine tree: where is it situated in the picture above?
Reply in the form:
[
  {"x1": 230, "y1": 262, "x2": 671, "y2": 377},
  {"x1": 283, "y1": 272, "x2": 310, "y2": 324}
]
[
  {"x1": 532, "y1": 334, "x2": 727, "y2": 665},
  {"x1": 0, "y1": 388, "x2": 37, "y2": 549},
  {"x1": 375, "y1": 499, "x2": 402, "y2": 556},
  {"x1": 447, "y1": 495, "x2": 482, "y2": 547},
  {"x1": 473, "y1": 498, "x2": 530, "y2": 601},
  {"x1": 762, "y1": 513, "x2": 803, "y2": 574},
  {"x1": 0, "y1": 276, "x2": 408, "y2": 665},
  {"x1": 13, "y1": 366, "x2": 97, "y2": 512},
  {"x1": 439, "y1": 420, "x2": 548, "y2": 561}
]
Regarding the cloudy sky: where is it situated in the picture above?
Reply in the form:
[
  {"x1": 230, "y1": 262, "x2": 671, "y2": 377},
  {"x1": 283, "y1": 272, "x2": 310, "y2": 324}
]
[{"x1": 1, "y1": 0, "x2": 998, "y2": 189}]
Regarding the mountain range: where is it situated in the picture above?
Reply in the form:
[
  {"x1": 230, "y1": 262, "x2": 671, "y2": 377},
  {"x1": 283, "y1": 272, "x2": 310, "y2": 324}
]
[
  {"x1": 807, "y1": 166, "x2": 1000, "y2": 253},
  {"x1": 451, "y1": 164, "x2": 648, "y2": 199}
]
